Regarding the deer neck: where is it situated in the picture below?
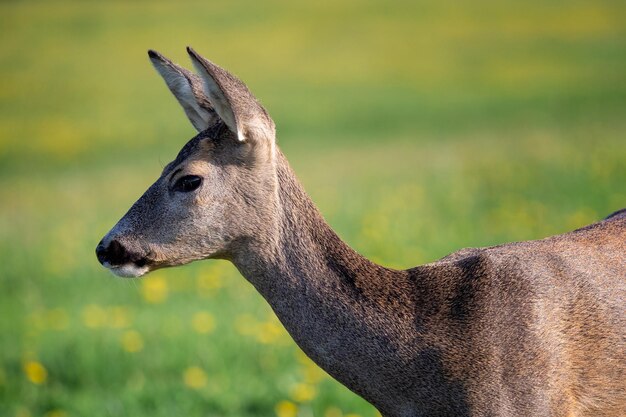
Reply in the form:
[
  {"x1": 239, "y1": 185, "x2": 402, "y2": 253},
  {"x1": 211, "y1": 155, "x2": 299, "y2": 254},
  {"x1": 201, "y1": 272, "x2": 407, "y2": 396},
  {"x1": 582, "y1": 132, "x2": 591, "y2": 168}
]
[
  {"x1": 230, "y1": 150, "x2": 415, "y2": 377},
  {"x1": 232, "y1": 149, "x2": 389, "y2": 305}
]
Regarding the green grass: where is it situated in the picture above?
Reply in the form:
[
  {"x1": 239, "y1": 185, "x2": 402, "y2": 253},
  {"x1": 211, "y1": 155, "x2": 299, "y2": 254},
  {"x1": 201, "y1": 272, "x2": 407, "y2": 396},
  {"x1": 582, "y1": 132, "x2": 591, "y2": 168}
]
[{"x1": 1, "y1": 1, "x2": 625, "y2": 416}]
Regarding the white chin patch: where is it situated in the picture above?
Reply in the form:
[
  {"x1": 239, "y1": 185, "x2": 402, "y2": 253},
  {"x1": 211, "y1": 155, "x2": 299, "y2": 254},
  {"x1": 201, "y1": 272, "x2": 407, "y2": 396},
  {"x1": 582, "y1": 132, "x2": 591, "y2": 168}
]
[{"x1": 104, "y1": 262, "x2": 149, "y2": 278}]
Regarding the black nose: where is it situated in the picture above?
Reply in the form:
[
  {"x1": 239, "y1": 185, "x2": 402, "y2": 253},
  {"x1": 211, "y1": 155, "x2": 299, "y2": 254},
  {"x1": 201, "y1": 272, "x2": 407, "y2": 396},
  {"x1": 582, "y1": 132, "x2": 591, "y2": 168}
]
[
  {"x1": 95, "y1": 239, "x2": 134, "y2": 266},
  {"x1": 95, "y1": 240, "x2": 108, "y2": 264}
]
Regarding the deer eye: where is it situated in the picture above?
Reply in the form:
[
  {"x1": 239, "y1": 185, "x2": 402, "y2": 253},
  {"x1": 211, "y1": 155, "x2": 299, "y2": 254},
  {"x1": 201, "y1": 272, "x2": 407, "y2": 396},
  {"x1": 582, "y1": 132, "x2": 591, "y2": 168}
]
[{"x1": 173, "y1": 175, "x2": 202, "y2": 193}]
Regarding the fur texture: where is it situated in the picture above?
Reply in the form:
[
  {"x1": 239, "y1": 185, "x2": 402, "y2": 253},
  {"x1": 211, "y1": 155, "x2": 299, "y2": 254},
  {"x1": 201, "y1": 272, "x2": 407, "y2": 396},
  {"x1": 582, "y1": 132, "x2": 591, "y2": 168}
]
[{"x1": 97, "y1": 48, "x2": 626, "y2": 417}]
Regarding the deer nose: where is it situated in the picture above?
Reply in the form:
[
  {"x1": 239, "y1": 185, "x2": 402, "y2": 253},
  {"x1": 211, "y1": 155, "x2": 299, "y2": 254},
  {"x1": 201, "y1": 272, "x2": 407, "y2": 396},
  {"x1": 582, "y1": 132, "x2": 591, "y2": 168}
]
[
  {"x1": 96, "y1": 239, "x2": 132, "y2": 266},
  {"x1": 95, "y1": 240, "x2": 108, "y2": 264}
]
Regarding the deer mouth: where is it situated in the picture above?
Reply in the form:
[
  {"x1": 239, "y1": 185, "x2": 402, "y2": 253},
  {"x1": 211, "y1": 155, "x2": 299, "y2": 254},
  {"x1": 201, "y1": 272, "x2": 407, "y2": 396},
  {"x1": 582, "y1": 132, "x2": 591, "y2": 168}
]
[
  {"x1": 100, "y1": 256, "x2": 153, "y2": 278},
  {"x1": 106, "y1": 262, "x2": 150, "y2": 278},
  {"x1": 96, "y1": 239, "x2": 155, "y2": 278}
]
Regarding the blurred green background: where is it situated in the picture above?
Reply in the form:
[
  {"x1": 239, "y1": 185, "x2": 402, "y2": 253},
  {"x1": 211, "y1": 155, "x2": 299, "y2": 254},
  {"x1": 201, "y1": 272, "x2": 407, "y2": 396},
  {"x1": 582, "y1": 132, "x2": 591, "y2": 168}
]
[{"x1": 1, "y1": 1, "x2": 625, "y2": 416}]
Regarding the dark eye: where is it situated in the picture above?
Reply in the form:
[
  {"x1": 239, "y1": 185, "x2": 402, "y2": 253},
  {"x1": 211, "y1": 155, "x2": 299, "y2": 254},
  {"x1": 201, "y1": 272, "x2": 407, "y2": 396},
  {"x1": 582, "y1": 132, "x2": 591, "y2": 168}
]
[{"x1": 173, "y1": 175, "x2": 202, "y2": 193}]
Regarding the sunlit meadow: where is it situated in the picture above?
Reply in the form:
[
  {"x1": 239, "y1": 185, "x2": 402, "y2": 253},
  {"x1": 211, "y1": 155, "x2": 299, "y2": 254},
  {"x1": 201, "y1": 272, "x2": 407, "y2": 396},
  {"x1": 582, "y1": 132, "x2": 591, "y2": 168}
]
[{"x1": 1, "y1": 1, "x2": 625, "y2": 416}]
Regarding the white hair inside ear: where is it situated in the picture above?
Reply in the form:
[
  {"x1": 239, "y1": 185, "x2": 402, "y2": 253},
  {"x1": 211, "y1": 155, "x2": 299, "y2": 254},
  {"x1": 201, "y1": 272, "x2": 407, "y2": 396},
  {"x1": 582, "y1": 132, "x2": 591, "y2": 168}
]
[
  {"x1": 188, "y1": 53, "x2": 244, "y2": 142},
  {"x1": 148, "y1": 50, "x2": 217, "y2": 132}
]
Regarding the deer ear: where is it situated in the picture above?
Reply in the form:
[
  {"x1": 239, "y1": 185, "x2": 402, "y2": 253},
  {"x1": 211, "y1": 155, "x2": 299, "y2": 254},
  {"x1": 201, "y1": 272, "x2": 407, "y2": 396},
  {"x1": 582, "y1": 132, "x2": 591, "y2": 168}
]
[
  {"x1": 148, "y1": 50, "x2": 218, "y2": 132},
  {"x1": 187, "y1": 47, "x2": 274, "y2": 143}
]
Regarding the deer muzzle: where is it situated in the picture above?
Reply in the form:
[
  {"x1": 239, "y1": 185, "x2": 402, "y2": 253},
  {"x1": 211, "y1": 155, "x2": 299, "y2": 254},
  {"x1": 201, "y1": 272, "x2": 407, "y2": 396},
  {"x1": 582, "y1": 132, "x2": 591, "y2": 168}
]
[{"x1": 95, "y1": 237, "x2": 151, "y2": 278}]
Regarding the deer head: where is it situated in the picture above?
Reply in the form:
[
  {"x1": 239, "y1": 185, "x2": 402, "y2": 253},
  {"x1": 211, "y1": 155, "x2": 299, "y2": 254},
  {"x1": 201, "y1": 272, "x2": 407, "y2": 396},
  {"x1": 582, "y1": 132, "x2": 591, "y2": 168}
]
[{"x1": 96, "y1": 48, "x2": 277, "y2": 277}]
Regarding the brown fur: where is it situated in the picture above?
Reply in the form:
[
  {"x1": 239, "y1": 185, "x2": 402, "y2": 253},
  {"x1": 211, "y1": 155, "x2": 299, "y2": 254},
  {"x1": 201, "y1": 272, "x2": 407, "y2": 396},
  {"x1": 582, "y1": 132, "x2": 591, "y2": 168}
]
[{"x1": 97, "y1": 48, "x2": 626, "y2": 417}]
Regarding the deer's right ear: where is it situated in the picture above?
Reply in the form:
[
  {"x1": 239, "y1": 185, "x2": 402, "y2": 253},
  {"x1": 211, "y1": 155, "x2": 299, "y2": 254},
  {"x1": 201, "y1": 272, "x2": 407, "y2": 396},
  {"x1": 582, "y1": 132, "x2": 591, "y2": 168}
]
[
  {"x1": 148, "y1": 50, "x2": 218, "y2": 132},
  {"x1": 187, "y1": 47, "x2": 275, "y2": 144}
]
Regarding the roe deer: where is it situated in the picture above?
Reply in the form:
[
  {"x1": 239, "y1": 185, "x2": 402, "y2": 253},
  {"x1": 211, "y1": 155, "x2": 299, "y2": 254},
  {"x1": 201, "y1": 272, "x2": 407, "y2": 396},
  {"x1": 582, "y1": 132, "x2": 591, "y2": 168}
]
[{"x1": 96, "y1": 47, "x2": 625, "y2": 417}]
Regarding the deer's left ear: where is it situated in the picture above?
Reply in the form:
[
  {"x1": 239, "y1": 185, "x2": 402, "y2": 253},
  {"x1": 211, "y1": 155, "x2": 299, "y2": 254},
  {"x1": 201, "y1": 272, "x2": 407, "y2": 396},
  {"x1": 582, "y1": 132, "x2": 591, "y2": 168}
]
[
  {"x1": 148, "y1": 49, "x2": 219, "y2": 132},
  {"x1": 187, "y1": 47, "x2": 274, "y2": 143}
]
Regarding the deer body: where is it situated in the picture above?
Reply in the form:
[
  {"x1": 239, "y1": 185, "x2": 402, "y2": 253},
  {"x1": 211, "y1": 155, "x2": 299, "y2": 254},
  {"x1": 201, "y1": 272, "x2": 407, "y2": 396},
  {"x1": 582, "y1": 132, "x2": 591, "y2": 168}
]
[{"x1": 96, "y1": 48, "x2": 626, "y2": 417}]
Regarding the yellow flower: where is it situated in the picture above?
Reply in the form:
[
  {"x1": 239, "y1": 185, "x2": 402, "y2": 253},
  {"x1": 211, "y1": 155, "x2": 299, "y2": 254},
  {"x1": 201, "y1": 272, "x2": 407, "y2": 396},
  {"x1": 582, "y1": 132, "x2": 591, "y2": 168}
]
[
  {"x1": 324, "y1": 407, "x2": 343, "y2": 417},
  {"x1": 141, "y1": 276, "x2": 168, "y2": 303},
  {"x1": 290, "y1": 382, "x2": 317, "y2": 402},
  {"x1": 121, "y1": 330, "x2": 144, "y2": 353},
  {"x1": 192, "y1": 311, "x2": 216, "y2": 334},
  {"x1": 275, "y1": 400, "x2": 298, "y2": 417},
  {"x1": 82, "y1": 304, "x2": 106, "y2": 328},
  {"x1": 23, "y1": 361, "x2": 47, "y2": 384},
  {"x1": 183, "y1": 366, "x2": 207, "y2": 389}
]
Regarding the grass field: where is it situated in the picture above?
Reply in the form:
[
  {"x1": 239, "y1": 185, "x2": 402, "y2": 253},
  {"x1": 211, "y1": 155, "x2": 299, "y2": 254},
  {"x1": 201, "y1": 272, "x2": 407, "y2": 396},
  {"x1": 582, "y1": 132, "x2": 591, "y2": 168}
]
[{"x1": 1, "y1": 1, "x2": 625, "y2": 416}]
